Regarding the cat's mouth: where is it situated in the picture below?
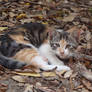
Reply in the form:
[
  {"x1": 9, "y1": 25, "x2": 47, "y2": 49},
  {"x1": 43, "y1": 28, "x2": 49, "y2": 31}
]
[
  {"x1": 56, "y1": 54, "x2": 70, "y2": 59},
  {"x1": 56, "y1": 54, "x2": 69, "y2": 62}
]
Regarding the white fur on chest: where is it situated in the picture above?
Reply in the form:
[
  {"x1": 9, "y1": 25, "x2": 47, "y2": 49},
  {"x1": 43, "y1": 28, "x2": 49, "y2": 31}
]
[
  {"x1": 39, "y1": 43, "x2": 52, "y2": 56},
  {"x1": 38, "y1": 43, "x2": 64, "y2": 65}
]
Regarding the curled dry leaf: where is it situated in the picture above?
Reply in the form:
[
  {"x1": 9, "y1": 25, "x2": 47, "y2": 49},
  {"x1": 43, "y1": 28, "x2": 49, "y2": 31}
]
[
  {"x1": 85, "y1": 31, "x2": 91, "y2": 41},
  {"x1": 16, "y1": 13, "x2": 27, "y2": 20},
  {"x1": 0, "y1": 83, "x2": 8, "y2": 92},
  {"x1": 81, "y1": 71, "x2": 92, "y2": 82},
  {"x1": 82, "y1": 79, "x2": 92, "y2": 91},
  {"x1": 35, "y1": 82, "x2": 42, "y2": 87},
  {"x1": 24, "y1": 84, "x2": 33, "y2": 92},
  {"x1": 0, "y1": 27, "x2": 8, "y2": 31},
  {"x1": 9, "y1": 12, "x2": 16, "y2": 18},
  {"x1": 64, "y1": 70, "x2": 73, "y2": 78},
  {"x1": 12, "y1": 75, "x2": 26, "y2": 83}
]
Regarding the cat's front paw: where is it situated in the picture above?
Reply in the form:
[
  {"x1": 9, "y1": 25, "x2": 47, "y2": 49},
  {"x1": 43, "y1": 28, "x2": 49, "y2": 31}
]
[{"x1": 56, "y1": 65, "x2": 71, "y2": 71}]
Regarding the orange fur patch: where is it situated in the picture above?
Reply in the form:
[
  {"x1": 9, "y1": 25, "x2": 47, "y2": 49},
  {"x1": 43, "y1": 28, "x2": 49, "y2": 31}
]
[
  {"x1": 9, "y1": 34, "x2": 30, "y2": 45},
  {"x1": 13, "y1": 48, "x2": 39, "y2": 64},
  {"x1": 59, "y1": 39, "x2": 67, "y2": 52},
  {"x1": 60, "y1": 39, "x2": 67, "y2": 47},
  {"x1": 13, "y1": 48, "x2": 46, "y2": 70},
  {"x1": 43, "y1": 39, "x2": 48, "y2": 44}
]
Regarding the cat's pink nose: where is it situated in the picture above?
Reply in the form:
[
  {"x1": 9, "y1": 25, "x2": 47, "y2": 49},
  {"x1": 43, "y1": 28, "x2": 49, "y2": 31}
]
[{"x1": 60, "y1": 52, "x2": 64, "y2": 55}]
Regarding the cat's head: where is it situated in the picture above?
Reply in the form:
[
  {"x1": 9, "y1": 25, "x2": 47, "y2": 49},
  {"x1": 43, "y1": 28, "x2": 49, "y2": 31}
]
[{"x1": 49, "y1": 29, "x2": 78, "y2": 59}]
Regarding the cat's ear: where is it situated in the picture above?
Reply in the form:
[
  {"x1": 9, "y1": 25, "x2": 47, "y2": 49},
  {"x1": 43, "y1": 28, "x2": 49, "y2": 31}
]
[{"x1": 46, "y1": 27, "x2": 55, "y2": 40}]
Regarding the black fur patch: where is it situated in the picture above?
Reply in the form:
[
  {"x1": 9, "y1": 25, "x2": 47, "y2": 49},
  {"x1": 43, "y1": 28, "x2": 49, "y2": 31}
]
[
  {"x1": 0, "y1": 34, "x2": 31, "y2": 57},
  {"x1": 20, "y1": 22, "x2": 47, "y2": 47},
  {"x1": 0, "y1": 53, "x2": 26, "y2": 69},
  {"x1": 6, "y1": 22, "x2": 47, "y2": 48}
]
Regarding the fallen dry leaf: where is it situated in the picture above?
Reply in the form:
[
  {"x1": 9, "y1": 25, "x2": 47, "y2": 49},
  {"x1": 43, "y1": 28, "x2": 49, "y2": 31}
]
[
  {"x1": 0, "y1": 0, "x2": 92, "y2": 92},
  {"x1": 63, "y1": 13, "x2": 77, "y2": 22},
  {"x1": 64, "y1": 70, "x2": 73, "y2": 78},
  {"x1": 14, "y1": 70, "x2": 66, "y2": 77},
  {"x1": 16, "y1": 13, "x2": 27, "y2": 20},
  {"x1": 82, "y1": 79, "x2": 92, "y2": 91},
  {"x1": 12, "y1": 75, "x2": 26, "y2": 83},
  {"x1": 0, "y1": 27, "x2": 8, "y2": 31},
  {"x1": 24, "y1": 84, "x2": 33, "y2": 92},
  {"x1": 0, "y1": 83, "x2": 8, "y2": 92}
]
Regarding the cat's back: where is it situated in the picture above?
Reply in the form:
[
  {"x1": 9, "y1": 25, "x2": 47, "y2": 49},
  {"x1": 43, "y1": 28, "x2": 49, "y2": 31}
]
[
  {"x1": 0, "y1": 22, "x2": 49, "y2": 57},
  {"x1": 0, "y1": 22, "x2": 48, "y2": 47}
]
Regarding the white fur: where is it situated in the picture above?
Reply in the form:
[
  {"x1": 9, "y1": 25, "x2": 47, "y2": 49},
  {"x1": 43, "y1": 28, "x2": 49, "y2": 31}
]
[
  {"x1": 64, "y1": 49, "x2": 69, "y2": 55},
  {"x1": 39, "y1": 43, "x2": 64, "y2": 65},
  {"x1": 26, "y1": 43, "x2": 70, "y2": 71},
  {"x1": 32, "y1": 56, "x2": 70, "y2": 71},
  {"x1": 63, "y1": 46, "x2": 72, "y2": 58}
]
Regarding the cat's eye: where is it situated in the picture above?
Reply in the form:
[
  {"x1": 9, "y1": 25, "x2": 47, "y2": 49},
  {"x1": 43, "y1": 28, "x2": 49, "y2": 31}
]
[
  {"x1": 66, "y1": 44, "x2": 71, "y2": 48},
  {"x1": 53, "y1": 43, "x2": 60, "y2": 47},
  {"x1": 66, "y1": 44, "x2": 77, "y2": 50},
  {"x1": 51, "y1": 43, "x2": 60, "y2": 49}
]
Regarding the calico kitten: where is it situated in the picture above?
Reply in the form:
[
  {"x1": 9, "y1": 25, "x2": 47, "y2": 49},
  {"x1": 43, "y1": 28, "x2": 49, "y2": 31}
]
[{"x1": 0, "y1": 23, "x2": 78, "y2": 71}]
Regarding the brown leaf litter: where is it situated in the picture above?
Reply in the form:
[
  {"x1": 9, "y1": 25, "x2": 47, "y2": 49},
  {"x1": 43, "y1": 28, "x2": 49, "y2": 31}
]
[{"x1": 0, "y1": 0, "x2": 92, "y2": 92}]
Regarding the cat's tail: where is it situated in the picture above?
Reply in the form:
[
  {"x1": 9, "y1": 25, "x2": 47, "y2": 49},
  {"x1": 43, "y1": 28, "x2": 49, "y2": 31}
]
[{"x1": 0, "y1": 54, "x2": 26, "y2": 69}]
